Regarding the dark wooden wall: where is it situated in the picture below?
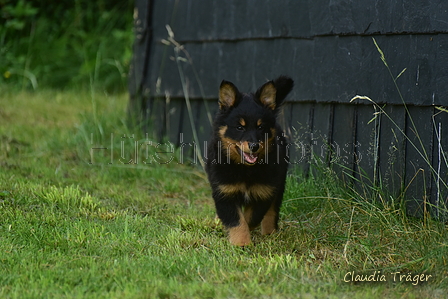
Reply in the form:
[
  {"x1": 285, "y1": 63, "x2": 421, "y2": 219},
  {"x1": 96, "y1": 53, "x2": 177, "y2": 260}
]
[{"x1": 129, "y1": 0, "x2": 448, "y2": 219}]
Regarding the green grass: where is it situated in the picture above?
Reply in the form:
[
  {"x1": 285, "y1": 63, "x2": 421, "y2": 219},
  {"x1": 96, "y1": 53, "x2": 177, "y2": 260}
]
[{"x1": 1, "y1": 89, "x2": 447, "y2": 298}]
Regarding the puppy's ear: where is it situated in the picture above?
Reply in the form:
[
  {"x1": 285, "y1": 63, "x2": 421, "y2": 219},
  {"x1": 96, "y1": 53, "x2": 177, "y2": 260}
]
[
  {"x1": 258, "y1": 81, "x2": 277, "y2": 110},
  {"x1": 257, "y1": 76, "x2": 294, "y2": 110},
  {"x1": 219, "y1": 80, "x2": 240, "y2": 110},
  {"x1": 273, "y1": 76, "x2": 294, "y2": 107}
]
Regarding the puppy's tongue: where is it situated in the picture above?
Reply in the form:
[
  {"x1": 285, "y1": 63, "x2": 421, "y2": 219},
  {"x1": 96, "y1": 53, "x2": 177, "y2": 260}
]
[{"x1": 243, "y1": 152, "x2": 258, "y2": 164}]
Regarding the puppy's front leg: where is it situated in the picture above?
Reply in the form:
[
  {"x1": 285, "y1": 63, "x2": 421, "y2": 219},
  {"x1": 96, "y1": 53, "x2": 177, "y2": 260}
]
[{"x1": 214, "y1": 200, "x2": 251, "y2": 246}]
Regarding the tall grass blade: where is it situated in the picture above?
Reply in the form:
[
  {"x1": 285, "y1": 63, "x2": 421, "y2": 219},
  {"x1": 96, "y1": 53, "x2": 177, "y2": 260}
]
[
  {"x1": 165, "y1": 25, "x2": 205, "y2": 169},
  {"x1": 395, "y1": 68, "x2": 407, "y2": 81}
]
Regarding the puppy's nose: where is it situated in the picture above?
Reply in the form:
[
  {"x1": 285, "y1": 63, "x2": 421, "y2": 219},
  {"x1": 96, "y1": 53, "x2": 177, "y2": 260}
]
[{"x1": 249, "y1": 143, "x2": 259, "y2": 152}]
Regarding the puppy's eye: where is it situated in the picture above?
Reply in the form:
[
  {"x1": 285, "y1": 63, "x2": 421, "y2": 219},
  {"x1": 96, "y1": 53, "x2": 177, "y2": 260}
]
[
  {"x1": 257, "y1": 125, "x2": 263, "y2": 130},
  {"x1": 236, "y1": 125, "x2": 245, "y2": 131}
]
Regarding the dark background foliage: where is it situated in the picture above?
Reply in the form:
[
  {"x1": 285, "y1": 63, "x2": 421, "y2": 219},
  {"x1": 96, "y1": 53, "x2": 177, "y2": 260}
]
[{"x1": 1, "y1": 0, "x2": 134, "y2": 92}]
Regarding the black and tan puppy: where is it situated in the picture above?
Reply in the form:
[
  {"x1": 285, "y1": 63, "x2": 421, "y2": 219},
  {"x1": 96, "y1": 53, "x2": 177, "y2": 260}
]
[{"x1": 205, "y1": 76, "x2": 294, "y2": 246}]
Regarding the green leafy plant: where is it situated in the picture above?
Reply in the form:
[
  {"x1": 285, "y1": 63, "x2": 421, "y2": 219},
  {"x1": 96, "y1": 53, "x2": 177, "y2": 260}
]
[{"x1": 1, "y1": 0, "x2": 133, "y2": 92}]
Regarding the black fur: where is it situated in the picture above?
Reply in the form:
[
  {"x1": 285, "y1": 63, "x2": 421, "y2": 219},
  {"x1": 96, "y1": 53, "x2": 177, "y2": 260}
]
[{"x1": 205, "y1": 76, "x2": 294, "y2": 246}]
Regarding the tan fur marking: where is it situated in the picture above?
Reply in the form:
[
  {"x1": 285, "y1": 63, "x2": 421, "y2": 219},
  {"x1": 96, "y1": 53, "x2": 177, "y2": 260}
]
[
  {"x1": 222, "y1": 140, "x2": 242, "y2": 163},
  {"x1": 247, "y1": 184, "x2": 275, "y2": 200},
  {"x1": 228, "y1": 209, "x2": 251, "y2": 246},
  {"x1": 243, "y1": 205, "x2": 253, "y2": 225},
  {"x1": 218, "y1": 125, "x2": 227, "y2": 136},
  {"x1": 261, "y1": 202, "x2": 277, "y2": 235},
  {"x1": 218, "y1": 183, "x2": 275, "y2": 201},
  {"x1": 267, "y1": 128, "x2": 277, "y2": 151},
  {"x1": 218, "y1": 183, "x2": 245, "y2": 195},
  {"x1": 219, "y1": 125, "x2": 243, "y2": 163},
  {"x1": 268, "y1": 128, "x2": 277, "y2": 147},
  {"x1": 270, "y1": 128, "x2": 277, "y2": 139},
  {"x1": 257, "y1": 119, "x2": 263, "y2": 127},
  {"x1": 237, "y1": 141, "x2": 251, "y2": 154},
  {"x1": 239, "y1": 118, "x2": 246, "y2": 127},
  {"x1": 257, "y1": 128, "x2": 277, "y2": 162},
  {"x1": 259, "y1": 83, "x2": 277, "y2": 110},
  {"x1": 219, "y1": 84, "x2": 237, "y2": 109}
]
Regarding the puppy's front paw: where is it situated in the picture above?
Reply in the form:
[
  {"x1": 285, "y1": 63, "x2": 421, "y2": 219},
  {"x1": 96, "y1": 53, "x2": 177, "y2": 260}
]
[{"x1": 228, "y1": 224, "x2": 251, "y2": 246}]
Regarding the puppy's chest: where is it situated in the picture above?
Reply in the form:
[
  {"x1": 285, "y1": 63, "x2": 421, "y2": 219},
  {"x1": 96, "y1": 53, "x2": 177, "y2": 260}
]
[{"x1": 217, "y1": 181, "x2": 276, "y2": 202}]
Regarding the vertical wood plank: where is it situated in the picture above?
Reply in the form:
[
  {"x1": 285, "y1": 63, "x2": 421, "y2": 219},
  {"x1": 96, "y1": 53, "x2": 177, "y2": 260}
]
[
  {"x1": 309, "y1": 103, "x2": 333, "y2": 177},
  {"x1": 353, "y1": 104, "x2": 379, "y2": 197},
  {"x1": 378, "y1": 105, "x2": 406, "y2": 198},
  {"x1": 431, "y1": 108, "x2": 448, "y2": 220},
  {"x1": 404, "y1": 105, "x2": 434, "y2": 217},
  {"x1": 331, "y1": 103, "x2": 357, "y2": 185},
  {"x1": 288, "y1": 102, "x2": 314, "y2": 175}
]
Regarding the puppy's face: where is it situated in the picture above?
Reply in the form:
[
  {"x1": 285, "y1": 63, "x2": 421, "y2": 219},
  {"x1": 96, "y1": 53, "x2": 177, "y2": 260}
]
[
  {"x1": 217, "y1": 81, "x2": 284, "y2": 165},
  {"x1": 218, "y1": 108, "x2": 276, "y2": 164}
]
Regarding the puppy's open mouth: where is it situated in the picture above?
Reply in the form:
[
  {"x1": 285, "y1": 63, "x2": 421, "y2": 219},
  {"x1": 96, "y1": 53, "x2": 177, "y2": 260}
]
[{"x1": 238, "y1": 148, "x2": 258, "y2": 165}]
